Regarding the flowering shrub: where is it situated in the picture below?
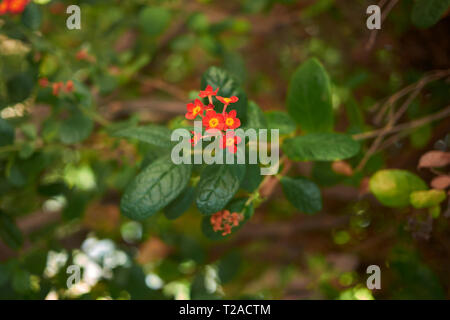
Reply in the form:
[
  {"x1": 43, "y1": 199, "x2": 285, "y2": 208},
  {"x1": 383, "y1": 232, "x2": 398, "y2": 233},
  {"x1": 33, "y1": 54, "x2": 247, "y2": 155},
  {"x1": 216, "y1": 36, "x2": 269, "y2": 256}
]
[{"x1": 0, "y1": 0, "x2": 449, "y2": 300}]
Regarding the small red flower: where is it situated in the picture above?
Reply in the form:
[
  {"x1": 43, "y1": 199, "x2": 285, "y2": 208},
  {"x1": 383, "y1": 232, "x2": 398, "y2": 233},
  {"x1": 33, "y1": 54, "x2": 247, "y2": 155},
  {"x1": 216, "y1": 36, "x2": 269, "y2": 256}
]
[
  {"x1": 223, "y1": 110, "x2": 241, "y2": 130},
  {"x1": 216, "y1": 96, "x2": 238, "y2": 106},
  {"x1": 52, "y1": 82, "x2": 64, "y2": 96},
  {"x1": 65, "y1": 80, "x2": 74, "y2": 93},
  {"x1": 210, "y1": 210, "x2": 243, "y2": 236},
  {"x1": 0, "y1": 1, "x2": 9, "y2": 14},
  {"x1": 0, "y1": 0, "x2": 29, "y2": 15},
  {"x1": 199, "y1": 85, "x2": 219, "y2": 99},
  {"x1": 220, "y1": 131, "x2": 242, "y2": 154},
  {"x1": 185, "y1": 99, "x2": 205, "y2": 120},
  {"x1": 202, "y1": 110, "x2": 224, "y2": 131},
  {"x1": 190, "y1": 131, "x2": 203, "y2": 146},
  {"x1": 38, "y1": 78, "x2": 49, "y2": 88}
]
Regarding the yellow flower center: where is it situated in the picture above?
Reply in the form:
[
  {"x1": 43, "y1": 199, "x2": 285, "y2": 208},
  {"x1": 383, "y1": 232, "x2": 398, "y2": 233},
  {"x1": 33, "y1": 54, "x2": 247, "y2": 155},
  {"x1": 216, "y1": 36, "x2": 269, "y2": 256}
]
[
  {"x1": 209, "y1": 118, "x2": 219, "y2": 127},
  {"x1": 225, "y1": 118, "x2": 234, "y2": 126},
  {"x1": 223, "y1": 98, "x2": 232, "y2": 103},
  {"x1": 193, "y1": 106, "x2": 201, "y2": 115},
  {"x1": 226, "y1": 138, "x2": 234, "y2": 146}
]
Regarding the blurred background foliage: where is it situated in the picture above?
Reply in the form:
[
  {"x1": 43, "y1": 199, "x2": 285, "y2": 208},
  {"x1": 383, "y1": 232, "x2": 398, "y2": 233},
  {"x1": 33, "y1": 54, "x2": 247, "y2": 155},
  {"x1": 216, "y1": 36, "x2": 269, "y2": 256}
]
[{"x1": 0, "y1": 0, "x2": 449, "y2": 299}]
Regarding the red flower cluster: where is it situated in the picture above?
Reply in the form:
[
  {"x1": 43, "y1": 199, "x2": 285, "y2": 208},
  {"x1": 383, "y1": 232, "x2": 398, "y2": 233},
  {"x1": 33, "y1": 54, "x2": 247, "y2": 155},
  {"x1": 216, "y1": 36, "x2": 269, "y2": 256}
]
[
  {"x1": 0, "y1": 0, "x2": 28, "y2": 15},
  {"x1": 210, "y1": 210, "x2": 243, "y2": 236},
  {"x1": 39, "y1": 78, "x2": 74, "y2": 96},
  {"x1": 185, "y1": 85, "x2": 241, "y2": 153}
]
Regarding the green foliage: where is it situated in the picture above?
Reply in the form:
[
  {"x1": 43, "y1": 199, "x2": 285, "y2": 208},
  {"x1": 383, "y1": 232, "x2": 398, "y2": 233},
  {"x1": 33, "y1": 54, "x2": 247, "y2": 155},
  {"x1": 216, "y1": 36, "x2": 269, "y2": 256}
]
[
  {"x1": 201, "y1": 67, "x2": 248, "y2": 123},
  {"x1": 369, "y1": 170, "x2": 428, "y2": 208},
  {"x1": 121, "y1": 155, "x2": 192, "y2": 220},
  {"x1": 22, "y1": 3, "x2": 42, "y2": 30},
  {"x1": 265, "y1": 111, "x2": 296, "y2": 135},
  {"x1": 138, "y1": 7, "x2": 172, "y2": 36},
  {"x1": 112, "y1": 125, "x2": 173, "y2": 149},
  {"x1": 164, "y1": 186, "x2": 195, "y2": 220},
  {"x1": 196, "y1": 164, "x2": 246, "y2": 215},
  {"x1": 282, "y1": 133, "x2": 360, "y2": 161},
  {"x1": 0, "y1": 212, "x2": 23, "y2": 250},
  {"x1": 411, "y1": 0, "x2": 450, "y2": 29},
  {"x1": 410, "y1": 189, "x2": 446, "y2": 209},
  {"x1": 280, "y1": 176, "x2": 322, "y2": 214},
  {"x1": 287, "y1": 58, "x2": 333, "y2": 133}
]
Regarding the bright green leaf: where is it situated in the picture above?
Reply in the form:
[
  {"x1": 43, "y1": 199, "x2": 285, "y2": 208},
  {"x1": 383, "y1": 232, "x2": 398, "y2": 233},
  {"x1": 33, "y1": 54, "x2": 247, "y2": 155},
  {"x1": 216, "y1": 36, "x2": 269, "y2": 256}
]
[
  {"x1": 410, "y1": 189, "x2": 446, "y2": 209},
  {"x1": 370, "y1": 170, "x2": 428, "y2": 208}
]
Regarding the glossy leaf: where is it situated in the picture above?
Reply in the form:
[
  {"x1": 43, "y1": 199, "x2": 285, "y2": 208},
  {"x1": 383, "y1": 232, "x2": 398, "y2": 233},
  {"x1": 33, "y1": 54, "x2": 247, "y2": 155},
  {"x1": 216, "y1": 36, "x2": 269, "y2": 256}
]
[
  {"x1": 281, "y1": 176, "x2": 322, "y2": 214},
  {"x1": 121, "y1": 155, "x2": 192, "y2": 220},
  {"x1": 287, "y1": 58, "x2": 333, "y2": 133},
  {"x1": 282, "y1": 133, "x2": 360, "y2": 161}
]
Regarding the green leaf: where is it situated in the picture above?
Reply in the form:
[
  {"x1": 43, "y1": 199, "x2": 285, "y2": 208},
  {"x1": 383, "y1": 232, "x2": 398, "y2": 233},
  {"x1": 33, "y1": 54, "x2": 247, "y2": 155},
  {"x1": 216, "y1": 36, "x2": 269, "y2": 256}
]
[
  {"x1": 0, "y1": 118, "x2": 15, "y2": 147},
  {"x1": 59, "y1": 110, "x2": 94, "y2": 144},
  {"x1": 6, "y1": 73, "x2": 35, "y2": 104},
  {"x1": 0, "y1": 211, "x2": 23, "y2": 250},
  {"x1": 218, "y1": 251, "x2": 242, "y2": 284},
  {"x1": 287, "y1": 58, "x2": 333, "y2": 133},
  {"x1": 22, "y1": 2, "x2": 42, "y2": 30},
  {"x1": 112, "y1": 125, "x2": 173, "y2": 148},
  {"x1": 12, "y1": 270, "x2": 31, "y2": 294},
  {"x1": 369, "y1": 170, "x2": 428, "y2": 208},
  {"x1": 121, "y1": 155, "x2": 192, "y2": 220},
  {"x1": 196, "y1": 164, "x2": 246, "y2": 215},
  {"x1": 246, "y1": 101, "x2": 267, "y2": 130},
  {"x1": 201, "y1": 198, "x2": 254, "y2": 240},
  {"x1": 139, "y1": 7, "x2": 172, "y2": 36},
  {"x1": 201, "y1": 66, "x2": 248, "y2": 123},
  {"x1": 282, "y1": 133, "x2": 360, "y2": 161},
  {"x1": 265, "y1": 111, "x2": 296, "y2": 135},
  {"x1": 164, "y1": 186, "x2": 195, "y2": 220},
  {"x1": 410, "y1": 189, "x2": 446, "y2": 209},
  {"x1": 280, "y1": 176, "x2": 322, "y2": 214},
  {"x1": 411, "y1": 0, "x2": 450, "y2": 29},
  {"x1": 240, "y1": 163, "x2": 263, "y2": 192}
]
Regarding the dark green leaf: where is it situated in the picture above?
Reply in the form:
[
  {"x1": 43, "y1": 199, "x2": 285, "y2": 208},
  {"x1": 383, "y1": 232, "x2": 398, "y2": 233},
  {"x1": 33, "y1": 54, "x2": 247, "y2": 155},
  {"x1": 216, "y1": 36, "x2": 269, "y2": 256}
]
[
  {"x1": 112, "y1": 125, "x2": 173, "y2": 148},
  {"x1": 218, "y1": 251, "x2": 242, "y2": 284},
  {"x1": 240, "y1": 163, "x2": 262, "y2": 192},
  {"x1": 281, "y1": 176, "x2": 322, "y2": 214},
  {"x1": 282, "y1": 133, "x2": 360, "y2": 161},
  {"x1": 201, "y1": 66, "x2": 248, "y2": 123},
  {"x1": 121, "y1": 155, "x2": 192, "y2": 220},
  {"x1": 265, "y1": 111, "x2": 296, "y2": 135},
  {"x1": 0, "y1": 118, "x2": 14, "y2": 147},
  {"x1": 164, "y1": 186, "x2": 195, "y2": 220},
  {"x1": 0, "y1": 211, "x2": 23, "y2": 250},
  {"x1": 59, "y1": 110, "x2": 94, "y2": 144},
  {"x1": 21, "y1": 2, "x2": 42, "y2": 30},
  {"x1": 411, "y1": 0, "x2": 450, "y2": 29},
  {"x1": 196, "y1": 164, "x2": 246, "y2": 215},
  {"x1": 6, "y1": 73, "x2": 34, "y2": 104},
  {"x1": 246, "y1": 101, "x2": 267, "y2": 130},
  {"x1": 287, "y1": 58, "x2": 333, "y2": 133}
]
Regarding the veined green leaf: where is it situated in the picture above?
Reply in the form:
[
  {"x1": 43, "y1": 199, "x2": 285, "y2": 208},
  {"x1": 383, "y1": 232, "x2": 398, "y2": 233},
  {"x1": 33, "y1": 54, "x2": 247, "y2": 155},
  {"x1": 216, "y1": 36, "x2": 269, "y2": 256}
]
[{"x1": 281, "y1": 176, "x2": 322, "y2": 214}]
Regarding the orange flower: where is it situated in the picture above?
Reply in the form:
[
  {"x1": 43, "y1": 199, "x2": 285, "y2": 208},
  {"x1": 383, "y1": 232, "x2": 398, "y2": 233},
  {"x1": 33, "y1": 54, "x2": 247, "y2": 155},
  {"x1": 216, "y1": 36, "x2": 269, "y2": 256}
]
[
  {"x1": 52, "y1": 82, "x2": 64, "y2": 96},
  {"x1": 223, "y1": 110, "x2": 241, "y2": 130},
  {"x1": 202, "y1": 110, "x2": 224, "y2": 131},
  {"x1": 199, "y1": 85, "x2": 219, "y2": 99},
  {"x1": 210, "y1": 210, "x2": 243, "y2": 236},
  {"x1": 38, "y1": 78, "x2": 49, "y2": 88},
  {"x1": 0, "y1": 0, "x2": 29, "y2": 15},
  {"x1": 185, "y1": 99, "x2": 205, "y2": 120},
  {"x1": 65, "y1": 80, "x2": 74, "y2": 93}
]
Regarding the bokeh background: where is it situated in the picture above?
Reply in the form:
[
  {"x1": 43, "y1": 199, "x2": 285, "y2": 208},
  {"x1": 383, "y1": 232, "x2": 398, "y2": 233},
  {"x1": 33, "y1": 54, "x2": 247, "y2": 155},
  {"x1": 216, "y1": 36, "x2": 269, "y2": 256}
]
[{"x1": 0, "y1": 0, "x2": 449, "y2": 299}]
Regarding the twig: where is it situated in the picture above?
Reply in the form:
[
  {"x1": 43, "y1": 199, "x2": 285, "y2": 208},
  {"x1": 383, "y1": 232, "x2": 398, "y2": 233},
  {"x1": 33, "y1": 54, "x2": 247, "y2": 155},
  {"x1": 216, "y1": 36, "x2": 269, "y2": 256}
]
[{"x1": 365, "y1": 0, "x2": 399, "y2": 52}]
